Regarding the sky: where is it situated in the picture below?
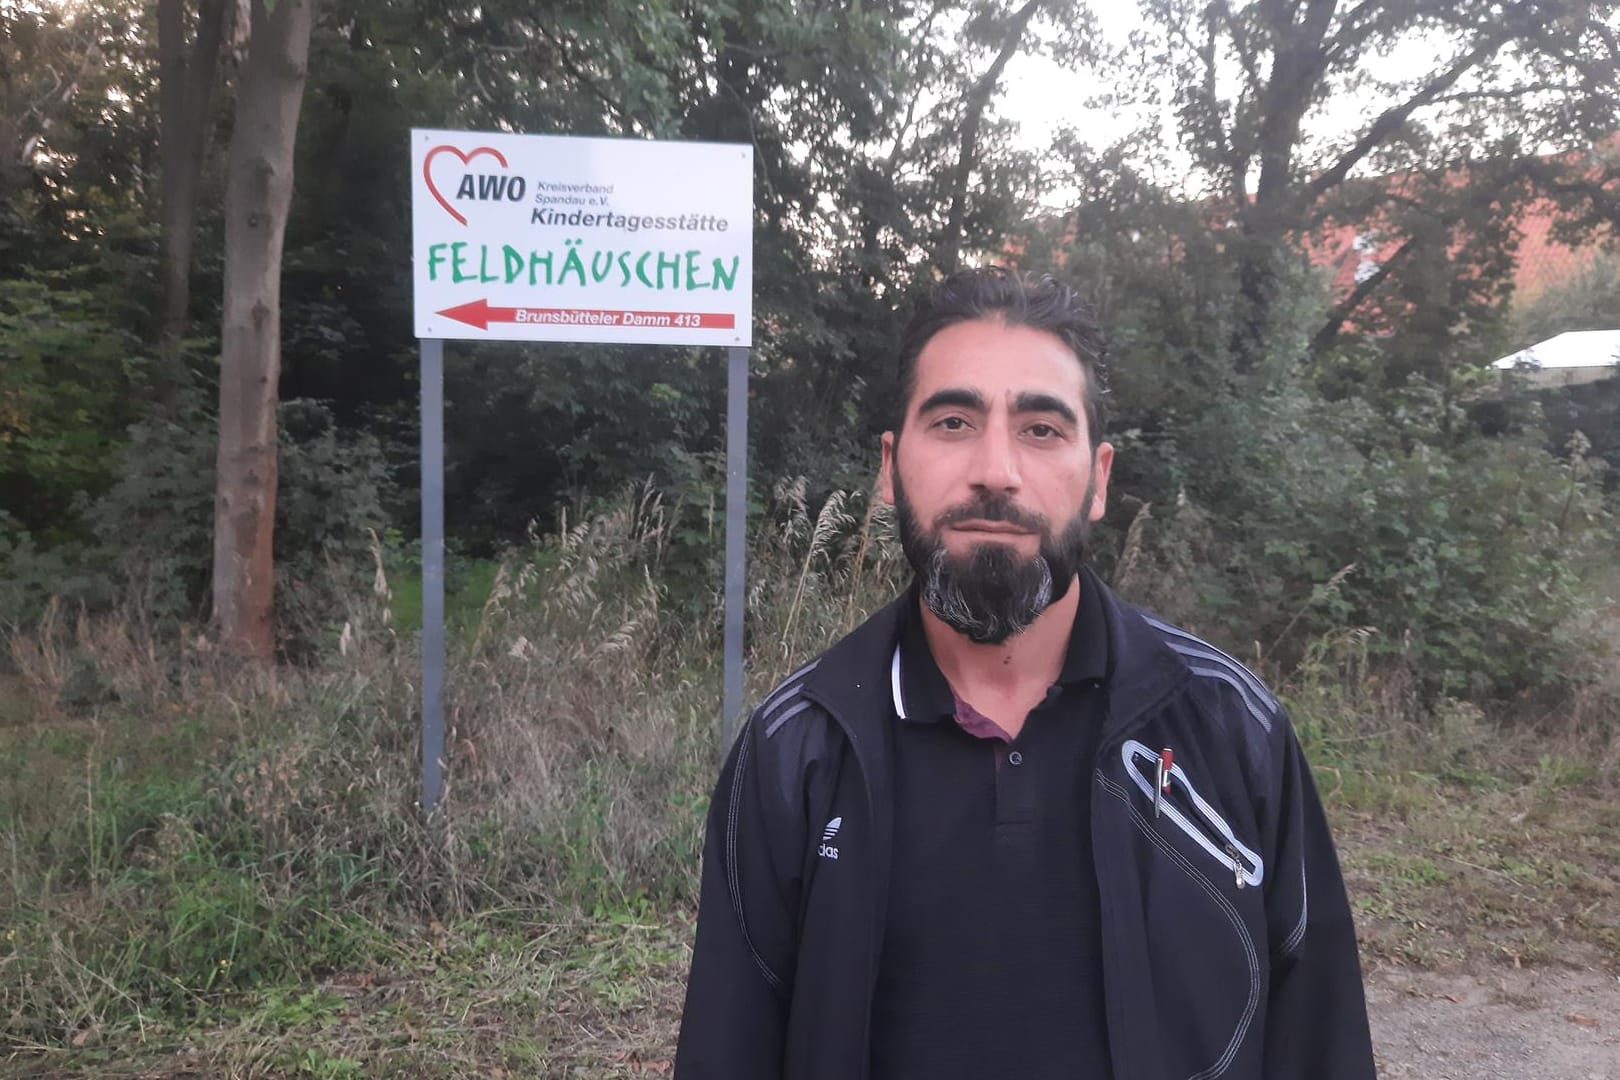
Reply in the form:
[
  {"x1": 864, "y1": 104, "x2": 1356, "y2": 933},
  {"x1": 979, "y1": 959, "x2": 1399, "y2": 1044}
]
[{"x1": 997, "y1": 6, "x2": 1463, "y2": 192}]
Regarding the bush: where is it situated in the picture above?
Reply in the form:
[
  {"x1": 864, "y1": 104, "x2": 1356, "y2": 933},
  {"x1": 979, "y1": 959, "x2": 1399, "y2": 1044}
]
[
  {"x1": 1118, "y1": 379, "x2": 1614, "y2": 699},
  {"x1": 0, "y1": 398, "x2": 397, "y2": 648}
]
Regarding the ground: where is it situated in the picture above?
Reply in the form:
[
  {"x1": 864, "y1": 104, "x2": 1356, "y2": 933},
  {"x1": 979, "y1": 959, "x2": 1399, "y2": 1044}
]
[
  {"x1": 4, "y1": 672, "x2": 1618, "y2": 1076},
  {"x1": 6, "y1": 818, "x2": 1618, "y2": 1079},
  {"x1": 1367, "y1": 959, "x2": 1620, "y2": 1080}
]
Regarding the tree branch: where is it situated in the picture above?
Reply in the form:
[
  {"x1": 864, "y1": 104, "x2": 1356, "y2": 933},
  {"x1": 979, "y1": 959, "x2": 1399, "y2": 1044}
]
[
  {"x1": 1216, "y1": 0, "x2": 1265, "y2": 98},
  {"x1": 937, "y1": 0, "x2": 1046, "y2": 273},
  {"x1": 533, "y1": 20, "x2": 638, "y2": 135},
  {"x1": 1307, "y1": 32, "x2": 1514, "y2": 200},
  {"x1": 1308, "y1": 233, "x2": 1418, "y2": 355},
  {"x1": 1320, "y1": 0, "x2": 1388, "y2": 68}
]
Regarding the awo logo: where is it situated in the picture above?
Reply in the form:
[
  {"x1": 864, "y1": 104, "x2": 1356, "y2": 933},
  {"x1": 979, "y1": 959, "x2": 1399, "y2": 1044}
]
[
  {"x1": 818, "y1": 816, "x2": 842, "y2": 860},
  {"x1": 422, "y1": 144, "x2": 521, "y2": 226}
]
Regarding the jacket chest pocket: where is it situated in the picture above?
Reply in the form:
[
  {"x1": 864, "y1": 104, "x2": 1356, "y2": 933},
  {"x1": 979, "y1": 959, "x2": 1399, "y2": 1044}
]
[
  {"x1": 1120, "y1": 739, "x2": 1263, "y2": 890},
  {"x1": 1098, "y1": 750, "x2": 1266, "y2": 1080}
]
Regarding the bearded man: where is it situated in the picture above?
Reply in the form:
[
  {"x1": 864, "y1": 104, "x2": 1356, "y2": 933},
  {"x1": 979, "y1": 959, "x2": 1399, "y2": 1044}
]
[{"x1": 675, "y1": 267, "x2": 1375, "y2": 1080}]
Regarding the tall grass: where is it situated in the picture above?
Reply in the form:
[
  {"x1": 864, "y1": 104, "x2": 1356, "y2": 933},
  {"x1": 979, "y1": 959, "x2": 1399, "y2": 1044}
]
[
  {"x1": 4, "y1": 480, "x2": 1615, "y2": 1054},
  {"x1": 0, "y1": 482, "x2": 907, "y2": 1049}
]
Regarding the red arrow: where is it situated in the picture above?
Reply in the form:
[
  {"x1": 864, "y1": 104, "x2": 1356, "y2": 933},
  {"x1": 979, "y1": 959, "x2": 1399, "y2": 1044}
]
[
  {"x1": 435, "y1": 299, "x2": 736, "y2": 331},
  {"x1": 436, "y1": 298, "x2": 512, "y2": 330}
]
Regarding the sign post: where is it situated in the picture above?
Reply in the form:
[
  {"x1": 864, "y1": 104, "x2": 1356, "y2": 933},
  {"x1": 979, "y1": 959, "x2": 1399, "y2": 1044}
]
[
  {"x1": 410, "y1": 130, "x2": 754, "y2": 812},
  {"x1": 723, "y1": 346, "x2": 748, "y2": 747},
  {"x1": 419, "y1": 338, "x2": 445, "y2": 811}
]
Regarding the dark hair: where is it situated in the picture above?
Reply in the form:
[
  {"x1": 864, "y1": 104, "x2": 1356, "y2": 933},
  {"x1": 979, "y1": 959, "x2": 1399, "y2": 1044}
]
[{"x1": 895, "y1": 266, "x2": 1107, "y2": 447}]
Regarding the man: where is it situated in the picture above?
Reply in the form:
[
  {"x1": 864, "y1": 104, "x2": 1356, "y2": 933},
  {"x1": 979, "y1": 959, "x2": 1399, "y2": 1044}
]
[{"x1": 675, "y1": 267, "x2": 1375, "y2": 1080}]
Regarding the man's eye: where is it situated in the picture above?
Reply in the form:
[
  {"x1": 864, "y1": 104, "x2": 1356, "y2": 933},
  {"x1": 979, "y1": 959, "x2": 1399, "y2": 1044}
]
[
  {"x1": 1027, "y1": 423, "x2": 1059, "y2": 438},
  {"x1": 935, "y1": 417, "x2": 969, "y2": 431}
]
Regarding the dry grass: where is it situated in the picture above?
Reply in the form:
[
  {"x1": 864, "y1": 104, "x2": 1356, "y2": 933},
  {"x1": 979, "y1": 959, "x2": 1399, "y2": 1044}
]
[
  {"x1": 0, "y1": 482, "x2": 908, "y2": 1072},
  {"x1": 1282, "y1": 617, "x2": 1620, "y2": 974},
  {"x1": 2, "y1": 483, "x2": 1616, "y2": 1075}
]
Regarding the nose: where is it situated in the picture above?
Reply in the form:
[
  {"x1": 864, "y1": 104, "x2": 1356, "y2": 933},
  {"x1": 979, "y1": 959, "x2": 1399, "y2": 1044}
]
[{"x1": 967, "y1": 417, "x2": 1020, "y2": 494}]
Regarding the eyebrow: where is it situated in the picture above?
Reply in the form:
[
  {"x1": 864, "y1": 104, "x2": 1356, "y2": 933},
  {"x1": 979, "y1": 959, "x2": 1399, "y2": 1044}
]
[
  {"x1": 1013, "y1": 392, "x2": 1078, "y2": 426},
  {"x1": 915, "y1": 387, "x2": 987, "y2": 416},
  {"x1": 915, "y1": 387, "x2": 1080, "y2": 427}
]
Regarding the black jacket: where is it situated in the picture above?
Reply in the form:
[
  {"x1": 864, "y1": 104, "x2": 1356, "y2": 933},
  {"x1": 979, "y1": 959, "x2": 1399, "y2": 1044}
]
[{"x1": 676, "y1": 571, "x2": 1375, "y2": 1080}]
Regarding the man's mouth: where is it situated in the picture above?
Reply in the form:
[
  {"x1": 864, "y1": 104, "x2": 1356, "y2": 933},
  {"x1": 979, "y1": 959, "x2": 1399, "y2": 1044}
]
[{"x1": 948, "y1": 521, "x2": 1032, "y2": 535}]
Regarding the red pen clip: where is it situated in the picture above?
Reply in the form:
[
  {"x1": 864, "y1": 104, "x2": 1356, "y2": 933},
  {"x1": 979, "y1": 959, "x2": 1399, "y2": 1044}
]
[{"x1": 1154, "y1": 748, "x2": 1174, "y2": 818}]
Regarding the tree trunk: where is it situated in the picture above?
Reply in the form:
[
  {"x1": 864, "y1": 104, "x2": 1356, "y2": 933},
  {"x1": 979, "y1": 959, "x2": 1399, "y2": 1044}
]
[
  {"x1": 1227, "y1": 0, "x2": 1337, "y2": 374},
  {"x1": 158, "y1": 0, "x2": 230, "y2": 410},
  {"x1": 212, "y1": 0, "x2": 315, "y2": 659}
]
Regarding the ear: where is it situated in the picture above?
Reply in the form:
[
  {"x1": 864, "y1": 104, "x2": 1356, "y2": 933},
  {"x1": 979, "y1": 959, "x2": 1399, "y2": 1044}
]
[
  {"x1": 1088, "y1": 442, "x2": 1115, "y2": 522},
  {"x1": 878, "y1": 430, "x2": 897, "y2": 505}
]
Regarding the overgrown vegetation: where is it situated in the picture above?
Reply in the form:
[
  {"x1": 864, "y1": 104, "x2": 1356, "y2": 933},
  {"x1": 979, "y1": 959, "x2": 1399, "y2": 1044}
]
[
  {"x1": 4, "y1": 483, "x2": 1618, "y2": 1074},
  {"x1": 4, "y1": 0, "x2": 1620, "y2": 1073}
]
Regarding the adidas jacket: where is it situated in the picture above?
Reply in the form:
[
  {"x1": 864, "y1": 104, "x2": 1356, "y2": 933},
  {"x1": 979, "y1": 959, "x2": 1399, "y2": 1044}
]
[{"x1": 675, "y1": 569, "x2": 1375, "y2": 1080}]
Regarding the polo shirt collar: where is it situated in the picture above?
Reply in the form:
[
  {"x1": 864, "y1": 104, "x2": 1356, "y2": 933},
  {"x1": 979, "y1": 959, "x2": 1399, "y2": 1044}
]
[{"x1": 890, "y1": 575, "x2": 1110, "y2": 723}]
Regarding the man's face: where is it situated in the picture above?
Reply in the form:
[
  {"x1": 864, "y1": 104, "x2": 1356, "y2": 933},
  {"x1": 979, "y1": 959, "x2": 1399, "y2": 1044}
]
[{"x1": 879, "y1": 317, "x2": 1114, "y2": 644}]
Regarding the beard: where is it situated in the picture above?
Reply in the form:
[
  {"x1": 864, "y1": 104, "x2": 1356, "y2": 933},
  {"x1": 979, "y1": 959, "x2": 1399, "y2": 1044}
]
[{"x1": 893, "y1": 471, "x2": 1095, "y2": 646}]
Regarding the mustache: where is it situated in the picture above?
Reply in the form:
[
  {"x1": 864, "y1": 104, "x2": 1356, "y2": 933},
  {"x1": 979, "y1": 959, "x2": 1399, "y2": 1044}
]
[{"x1": 933, "y1": 493, "x2": 1049, "y2": 533}]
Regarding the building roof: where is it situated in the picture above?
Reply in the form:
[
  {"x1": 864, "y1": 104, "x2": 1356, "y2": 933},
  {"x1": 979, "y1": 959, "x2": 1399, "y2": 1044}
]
[{"x1": 1493, "y1": 330, "x2": 1620, "y2": 370}]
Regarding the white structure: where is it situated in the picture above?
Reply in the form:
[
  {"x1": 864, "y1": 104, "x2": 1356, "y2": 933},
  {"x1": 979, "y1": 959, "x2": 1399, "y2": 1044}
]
[{"x1": 1493, "y1": 330, "x2": 1620, "y2": 387}]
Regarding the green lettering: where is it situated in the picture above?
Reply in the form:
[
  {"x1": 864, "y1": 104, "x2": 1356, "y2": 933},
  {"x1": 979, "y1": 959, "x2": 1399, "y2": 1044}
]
[
  {"x1": 427, "y1": 243, "x2": 449, "y2": 281},
  {"x1": 559, "y1": 244, "x2": 587, "y2": 286},
  {"x1": 478, "y1": 245, "x2": 498, "y2": 283},
  {"x1": 618, "y1": 251, "x2": 633, "y2": 286},
  {"x1": 451, "y1": 242, "x2": 472, "y2": 283},
  {"x1": 710, "y1": 256, "x2": 739, "y2": 291},
  {"x1": 635, "y1": 251, "x2": 655, "y2": 288},
  {"x1": 528, "y1": 250, "x2": 555, "y2": 286},
  {"x1": 683, "y1": 250, "x2": 706, "y2": 291},
  {"x1": 503, "y1": 245, "x2": 524, "y2": 283},
  {"x1": 656, "y1": 250, "x2": 681, "y2": 290},
  {"x1": 590, "y1": 250, "x2": 615, "y2": 284}
]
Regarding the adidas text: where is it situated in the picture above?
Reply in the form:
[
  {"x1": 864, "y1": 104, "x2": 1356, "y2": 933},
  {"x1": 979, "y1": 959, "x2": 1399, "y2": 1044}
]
[{"x1": 817, "y1": 843, "x2": 839, "y2": 860}]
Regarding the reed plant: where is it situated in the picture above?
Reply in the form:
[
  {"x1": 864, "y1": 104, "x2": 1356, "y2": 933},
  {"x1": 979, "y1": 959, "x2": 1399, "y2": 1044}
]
[{"x1": 0, "y1": 481, "x2": 907, "y2": 1050}]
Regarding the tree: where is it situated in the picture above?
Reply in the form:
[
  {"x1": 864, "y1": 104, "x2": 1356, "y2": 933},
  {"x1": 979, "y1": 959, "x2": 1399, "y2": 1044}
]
[
  {"x1": 213, "y1": 0, "x2": 317, "y2": 658},
  {"x1": 1122, "y1": 0, "x2": 1620, "y2": 373},
  {"x1": 157, "y1": 0, "x2": 231, "y2": 400},
  {"x1": 937, "y1": 0, "x2": 1050, "y2": 274}
]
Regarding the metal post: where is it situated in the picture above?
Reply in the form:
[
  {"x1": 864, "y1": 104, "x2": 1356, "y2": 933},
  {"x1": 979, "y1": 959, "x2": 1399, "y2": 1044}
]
[
  {"x1": 420, "y1": 338, "x2": 447, "y2": 812},
  {"x1": 722, "y1": 346, "x2": 749, "y2": 746}
]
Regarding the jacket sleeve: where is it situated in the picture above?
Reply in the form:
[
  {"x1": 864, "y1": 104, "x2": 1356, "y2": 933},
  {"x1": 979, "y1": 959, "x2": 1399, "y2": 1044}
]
[
  {"x1": 674, "y1": 715, "x2": 802, "y2": 1079},
  {"x1": 1261, "y1": 721, "x2": 1377, "y2": 1080}
]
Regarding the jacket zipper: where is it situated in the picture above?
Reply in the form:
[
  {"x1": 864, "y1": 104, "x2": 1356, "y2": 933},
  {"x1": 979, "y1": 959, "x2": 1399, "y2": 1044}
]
[{"x1": 1120, "y1": 739, "x2": 1264, "y2": 889}]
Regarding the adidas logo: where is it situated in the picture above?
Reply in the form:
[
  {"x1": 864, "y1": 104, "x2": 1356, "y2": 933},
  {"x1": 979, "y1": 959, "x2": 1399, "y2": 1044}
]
[{"x1": 818, "y1": 816, "x2": 842, "y2": 860}]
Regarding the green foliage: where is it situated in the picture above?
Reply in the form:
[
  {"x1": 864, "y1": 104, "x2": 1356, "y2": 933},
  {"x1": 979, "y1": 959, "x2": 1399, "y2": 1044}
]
[
  {"x1": 0, "y1": 278, "x2": 150, "y2": 541},
  {"x1": 273, "y1": 400, "x2": 399, "y2": 646},
  {"x1": 0, "y1": 399, "x2": 396, "y2": 642},
  {"x1": 1121, "y1": 377, "x2": 1613, "y2": 699}
]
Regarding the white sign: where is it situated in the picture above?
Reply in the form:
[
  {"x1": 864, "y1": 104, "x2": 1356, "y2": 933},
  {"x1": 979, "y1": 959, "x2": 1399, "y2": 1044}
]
[{"x1": 411, "y1": 129, "x2": 753, "y2": 346}]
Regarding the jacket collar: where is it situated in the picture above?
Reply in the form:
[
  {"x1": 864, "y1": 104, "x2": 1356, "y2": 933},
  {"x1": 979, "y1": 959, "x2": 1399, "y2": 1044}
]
[{"x1": 802, "y1": 566, "x2": 1190, "y2": 750}]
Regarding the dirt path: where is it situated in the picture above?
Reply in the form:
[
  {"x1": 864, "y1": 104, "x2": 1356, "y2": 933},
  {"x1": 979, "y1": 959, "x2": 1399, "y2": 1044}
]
[{"x1": 1367, "y1": 959, "x2": 1620, "y2": 1079}]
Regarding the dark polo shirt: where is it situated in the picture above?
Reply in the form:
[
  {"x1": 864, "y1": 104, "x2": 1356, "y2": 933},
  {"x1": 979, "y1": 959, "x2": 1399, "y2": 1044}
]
[{"x1": 869, "y1": 578, "x2": 1112, "y2": 1080}]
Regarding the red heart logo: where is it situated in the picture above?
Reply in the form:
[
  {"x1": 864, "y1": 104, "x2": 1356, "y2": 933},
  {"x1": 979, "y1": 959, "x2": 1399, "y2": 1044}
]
[{"x1": 422, "y1": 144, "x2": 510, "y2": 226}]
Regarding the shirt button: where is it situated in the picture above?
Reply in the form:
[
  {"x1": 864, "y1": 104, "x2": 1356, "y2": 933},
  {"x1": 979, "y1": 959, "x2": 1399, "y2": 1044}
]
[{"x1": 1008, "y1": 750, "x2": 1024, "y2": 766}]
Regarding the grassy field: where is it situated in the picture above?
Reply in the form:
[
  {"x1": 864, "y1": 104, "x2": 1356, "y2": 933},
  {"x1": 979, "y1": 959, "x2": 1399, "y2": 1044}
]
[
  {"x1": 2, "y1": 700, "x2": 1613, "y2": 1078},
  {"x1": 3, "y1": 497, "x2": 1616, "y2": 1077},
  {"x1": 5, "y1": 647, "x2": 1617, "y2": 1078}
]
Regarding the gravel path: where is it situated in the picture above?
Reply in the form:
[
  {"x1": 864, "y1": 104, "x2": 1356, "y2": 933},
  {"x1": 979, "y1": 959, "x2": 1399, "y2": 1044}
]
[{"x1": 1367, "y1": 960, "x2": 1620, "y2": 1079}]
